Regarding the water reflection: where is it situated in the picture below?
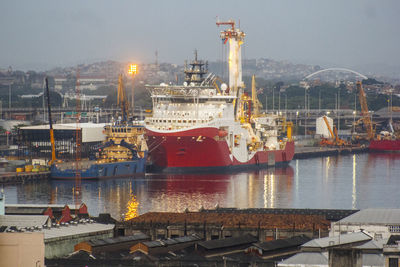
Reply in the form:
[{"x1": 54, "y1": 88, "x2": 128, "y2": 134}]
[
  {"x1": 124, "y1": 194, "x2": 139, "y2": 221},
  {"x1": 4, "y1": 153, "x2": 400, "y2": 218},
  {"x1": 352, "y1": 154, "x2": 357, "y2": 209}
]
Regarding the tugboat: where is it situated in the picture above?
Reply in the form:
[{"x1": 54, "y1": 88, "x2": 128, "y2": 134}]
[
  {"x1": 144, "y1": 20, "x2": 294, "y2": 172},
  {"x1": 50, "y1": 75, "x2": 148, "y2": 179}
]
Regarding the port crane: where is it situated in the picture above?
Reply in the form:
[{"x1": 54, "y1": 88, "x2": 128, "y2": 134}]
[
  {"x1": 320, "y1": 116, "x2": 348, "y2": 147},
  {"x1": 45, "y1": 78, "x2": 57, "y2": 165},
  {"x1": 356, "y1": 81, "x2": 375, "y2": 140},
  {"x1": 74, "y1": 70, "x2": 82, "y2": 209}
]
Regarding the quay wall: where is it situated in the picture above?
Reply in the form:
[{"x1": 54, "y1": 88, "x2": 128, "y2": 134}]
[{"x1": 294, "y1": 146, "x2": 368, "y2": 159}]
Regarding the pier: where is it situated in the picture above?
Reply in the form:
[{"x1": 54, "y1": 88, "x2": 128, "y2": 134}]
[
  {"x1": 0, "y1": 171, "x2": 50, "y2": 184},
  {"x1": 294, "y1": 146, "x2": 368, "y2": 159}
]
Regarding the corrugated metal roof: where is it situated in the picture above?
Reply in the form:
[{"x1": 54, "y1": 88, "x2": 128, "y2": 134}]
[
  {"x1": 302, "y1": 232, "x2": 371, "y2": 248},
  {"x1": 143, "y1": 234, "x2": 201, "y2": 248},
  {"x1": 354, "y1": 239, "x2": 385, "y2": 249},
  {"x1": 255, "y1": 235, "x2": 311, "y2": 251},
  {"x1": 278, "y1": 252, "x2": 328, "y2": 266},
  {"x1": 174, "y1": 235, "x2": 201, "y2": 244},
  {"x1": 144, "y1": 240, "x2": 164, "y2": 248},
  {"x1": 0, "y1": 215, "x2": 50, "y2": 228},
  {"x1": 87, "y1": 232, "x2": 149, "y2": 247},
  {"x1": 198, "y1": 234, "x2": 258, "y2": 250},
  {"x1": 338, "y1": 209, "x2": 400, "y2": 225},
  {"x1": 43, "y1": 223, "x2": 114, "y2": 240}
]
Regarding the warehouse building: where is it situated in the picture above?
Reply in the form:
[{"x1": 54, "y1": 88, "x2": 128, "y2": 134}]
[{"x1": 18, "y1": 122, "x2": 107, "y2": 160}]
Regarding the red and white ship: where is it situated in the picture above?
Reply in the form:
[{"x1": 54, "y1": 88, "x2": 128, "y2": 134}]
[{"x1": 144, "y1": 20, "x2": 294, "y2": 172}]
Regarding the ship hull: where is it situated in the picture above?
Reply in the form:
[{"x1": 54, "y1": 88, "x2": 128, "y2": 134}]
[
  {"x1": 369, "y1": 139, "x2": 400, "y2": 152},
  {"x1": 146, "y1": 127, "x2": 294, "y2": 173},
  {"x1": 50, "y1": 158, "x2": 146, "y2": 180}
]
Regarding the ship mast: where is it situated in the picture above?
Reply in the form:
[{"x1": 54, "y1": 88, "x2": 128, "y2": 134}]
[{"x1": 184, "y1": 50, "x2": 208, "y2": 85}]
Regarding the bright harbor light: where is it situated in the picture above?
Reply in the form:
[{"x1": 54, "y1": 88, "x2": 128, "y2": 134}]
[{"x1": 128, "y1": 64, "x2": 138, "y2": 75}]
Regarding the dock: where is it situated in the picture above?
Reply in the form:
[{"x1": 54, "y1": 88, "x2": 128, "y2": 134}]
[
  {"x1": 294, "y1": 146, "x2": 368, "y2": 159},
  {"x1": 0, "y1": 171, "x2": 50, "y2": 184}
]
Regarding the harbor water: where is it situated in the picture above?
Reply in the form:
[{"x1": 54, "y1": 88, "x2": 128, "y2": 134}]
[{"x1": 3, "y1": 153, "x2": 400, "y2": 220}]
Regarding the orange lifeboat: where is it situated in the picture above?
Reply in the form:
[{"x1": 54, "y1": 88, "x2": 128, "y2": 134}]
[{"x1": 218, "y1": 130, "x2": 228, "y2": 138}]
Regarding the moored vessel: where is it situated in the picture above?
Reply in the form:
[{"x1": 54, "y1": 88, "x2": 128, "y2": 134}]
[
  {"x1": 355, "y1": 81, "x2": 400, "y2": 152},
  {"x1": 50, "y1": 123, "x2": 148, "y2": 179},
  {"x1": 51, "y1": 75, "x2": 148, "y2": 179},
  {"x1": 369, "y1": 136, "x2": 400, "y2": 152},
  {"x1": 144, "y1": 20, "x2": 294, "y2": 172}
]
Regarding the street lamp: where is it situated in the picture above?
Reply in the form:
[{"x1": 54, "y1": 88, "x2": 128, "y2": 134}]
[{"x1": 128, "y1": 64, "x2": 138, "y2": 116}]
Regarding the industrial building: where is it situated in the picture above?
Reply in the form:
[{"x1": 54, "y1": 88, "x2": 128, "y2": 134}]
[
  {"x1": 18, "y1": 122, "x2": 107, "y2": 160},
  {"x1": 119, "y1": 208, "x2": 357, "y2": 241},
  {"x1": 330, "y1": 209, "x2": 400, "y2": 241}
]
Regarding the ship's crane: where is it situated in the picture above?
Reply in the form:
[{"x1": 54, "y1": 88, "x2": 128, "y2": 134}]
[
  {"x1": 356, "y1": 81, "x2": 375, "y2": 140},
  {"x1": 251, "y1": 75, "x2": 263, "y2": 117},
  {"x1": 217, "y1": 19, "x2": 245, "y2": 121}
]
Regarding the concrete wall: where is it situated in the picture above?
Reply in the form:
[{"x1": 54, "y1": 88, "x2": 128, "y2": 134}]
[
  {"x1": 45, "y1": 230, "x2": 113, "y2": 259},
  {"x1": 329, "y1": 248, "x2": 362, "y2": 267},
  {"x1": 0, "y1": 232, "x2": 45, "y2": 267}
]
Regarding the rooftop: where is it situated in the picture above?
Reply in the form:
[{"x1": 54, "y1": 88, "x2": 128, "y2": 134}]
[
  {"x1": 88, "y1": 232, "x2": 149, "y2": 247},
  {"x1": 143, "y1": 234, "x2": 201, "y2": 248},
  {"x1": 0, "y1": 215, "x2": 50, "y2": 228},
  {"x1": 43, "y1": 222, "x2": 114, "y2": 241},
  {"x1": 254, "y1": 235, "x2": 311, "y2": 252},
  {"x1": 197, "y1": 234, "x2": 258, "y2": 250},
  {"x1": 337, "y1": 208, "x2": 400, "y2": 225},
  {"x1": 278, "y1": 252, "x2": 328, "y2": 266},
  {"x1": 302, "y1": 231, "x2": 371, "y2": 248},
  {"x1": 128, "y1": 211, "x2": 330, "y2": 230}
]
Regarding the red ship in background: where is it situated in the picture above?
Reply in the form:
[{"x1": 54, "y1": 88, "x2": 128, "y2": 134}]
[
  {"x1": 356, "y1": 81, "x2": 400, "y2": 152},
  {"x1": 144, "y1": 20, "x2": 294, "y2": 172}
]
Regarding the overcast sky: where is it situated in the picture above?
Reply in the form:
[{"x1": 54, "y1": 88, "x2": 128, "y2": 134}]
[{"x1": 1, "y1": 0, "x2": 400, "y2": 73}]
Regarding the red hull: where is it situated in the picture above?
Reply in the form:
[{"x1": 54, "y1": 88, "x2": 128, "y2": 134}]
[
  {"x1": 146, "y1": 127, "x2": 295, "y2": 172},
  {"x1": 369, "y1": 139, "x2": 400, "y2": 152}
]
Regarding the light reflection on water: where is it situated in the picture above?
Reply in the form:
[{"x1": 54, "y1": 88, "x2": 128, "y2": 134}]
[{"x1": 3, "y1": 153, "x2": 400, "y2": 219}]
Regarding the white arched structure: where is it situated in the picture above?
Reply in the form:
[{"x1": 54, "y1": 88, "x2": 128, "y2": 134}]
[{"x1": 304, "y1": 68, "x2": 368, "y2": 80}]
